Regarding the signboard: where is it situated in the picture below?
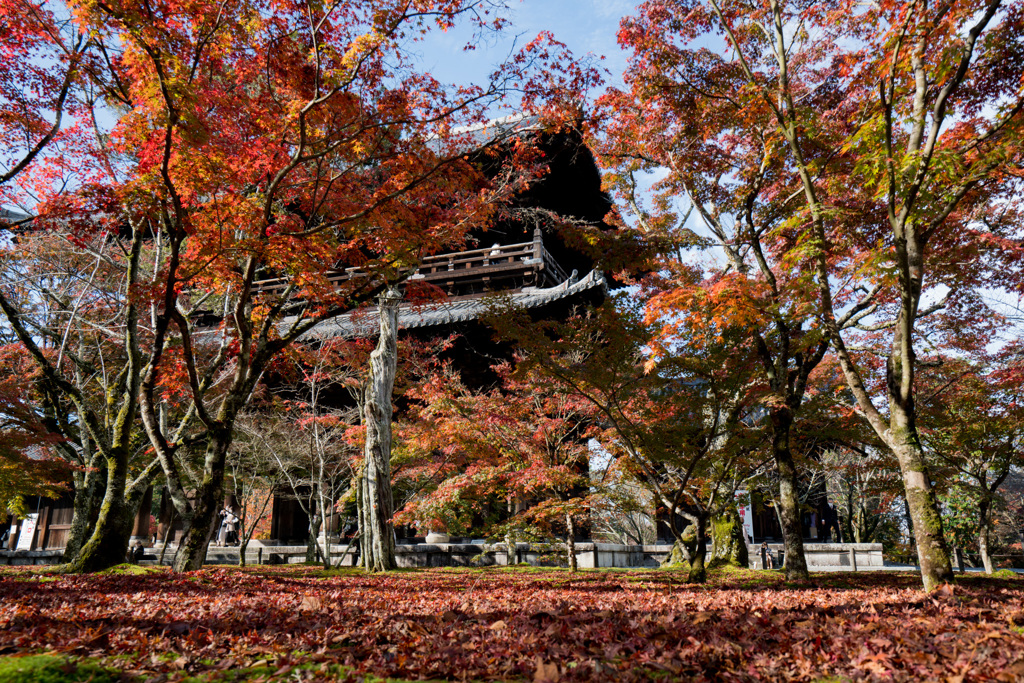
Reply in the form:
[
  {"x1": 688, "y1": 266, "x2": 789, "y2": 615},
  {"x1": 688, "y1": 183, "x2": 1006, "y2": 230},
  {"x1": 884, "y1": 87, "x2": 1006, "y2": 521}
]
[
  {"x1": 15, "y1": 514, "x2": 38, "y2": 551},
  {"x1": 735, "y1": 490, "x2": 755, "y2": 544}
]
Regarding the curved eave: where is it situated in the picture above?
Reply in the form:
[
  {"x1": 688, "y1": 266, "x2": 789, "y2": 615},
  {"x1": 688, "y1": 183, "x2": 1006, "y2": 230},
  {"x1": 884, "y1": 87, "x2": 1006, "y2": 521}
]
[{"x1": 300, "y1": 269, "x2": 607, "y2": 341}]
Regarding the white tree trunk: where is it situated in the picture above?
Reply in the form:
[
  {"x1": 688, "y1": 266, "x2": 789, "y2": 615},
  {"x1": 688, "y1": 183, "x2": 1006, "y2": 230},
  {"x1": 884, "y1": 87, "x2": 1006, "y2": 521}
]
[{"x1": 362, "y1": 290, "x2": 401, "y2": 572}]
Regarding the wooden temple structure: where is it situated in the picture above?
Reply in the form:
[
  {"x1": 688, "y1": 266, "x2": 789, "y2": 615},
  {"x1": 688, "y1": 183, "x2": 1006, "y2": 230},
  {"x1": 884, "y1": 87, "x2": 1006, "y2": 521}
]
[
  {"x1": 0, "y1": 116, "x2": 846, "y2": 557},
  {"x1": 0, "y1": 115, "x2": 616, "y2": 554}
]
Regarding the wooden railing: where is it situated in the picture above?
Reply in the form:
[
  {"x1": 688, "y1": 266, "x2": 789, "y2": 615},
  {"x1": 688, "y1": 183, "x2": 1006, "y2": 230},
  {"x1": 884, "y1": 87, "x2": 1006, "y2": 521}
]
[{"x1": 253, "y1": 228, "x2": 568, "y2": 295}]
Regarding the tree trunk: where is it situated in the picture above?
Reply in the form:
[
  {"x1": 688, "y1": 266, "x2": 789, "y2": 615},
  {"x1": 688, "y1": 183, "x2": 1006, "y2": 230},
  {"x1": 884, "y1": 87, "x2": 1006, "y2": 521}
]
[
  {"x1": 566, "y1": 512, "x2": 577, "y2": 572},
  {"x1": 58, "y1": 453, "x2": 134, "y2": 573},
  {"x1": 355, "y1": 466, "x2": 366, "y2": 569},
  {"x1": 979, "y1": 499, "x2": 994, "y2": 575},
  {"x1": 173, "y1": 436, "x2": 232, "y2": 572},
  {"x1": 361, "y1": 290, "x2": 400, "y2": 572},
  {"x1": 711, "y1": 506, "x2": 748, "y2": 568},
  {"x1": 63, "y1": 462, "x2": 105, "y2": 562},
  {"x1": 891, "y1": 436, "x2": 953, "y2": 590},
  {"x1": 771, "y1": 410, "x2": 809, "y2": 580},
  {"x1": 322, "y1": 508, "x2": 333, "y2": 571},
  {"x1": 688, "y1": 516, "x2": 707, "y2": 584},
  {"x1": 505, "y1": 498, "x2": 516, "y2": 565},
  {"x1": 306, "y1": 513, "x2": 321, "y2": 564}
]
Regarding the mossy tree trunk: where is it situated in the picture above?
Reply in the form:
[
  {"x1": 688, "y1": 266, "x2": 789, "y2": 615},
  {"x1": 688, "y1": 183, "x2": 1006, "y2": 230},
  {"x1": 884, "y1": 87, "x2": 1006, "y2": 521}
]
[
  {"x1": 710, "y1": 506, "x2": 748, "y2": 568},
  {"x1": 686, "y1": 515, "x2": 708, "y2": 584},
  {"x1": 173, "y1": 431, "x2": 234, "y2": 572},
  {"x1": 663, "y1": 524, "x2": 695, "y2": 568},
  {"x1": 63, "y1": 459, "x2": 105, "y2": 562},
  {"x1": 60, "y1": 450, "x2": 157, "y2": 573}
]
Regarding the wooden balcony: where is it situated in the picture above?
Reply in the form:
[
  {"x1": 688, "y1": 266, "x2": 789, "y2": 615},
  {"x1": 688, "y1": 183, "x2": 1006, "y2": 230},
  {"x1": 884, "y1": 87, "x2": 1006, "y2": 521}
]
[{"x1": 252, "y1": 228, "x2": 569, "y2": 297}]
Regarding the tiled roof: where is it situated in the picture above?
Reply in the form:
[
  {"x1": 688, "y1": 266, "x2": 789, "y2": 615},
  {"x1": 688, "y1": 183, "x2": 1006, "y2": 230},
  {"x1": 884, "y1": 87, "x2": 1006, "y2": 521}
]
[
  {"x1": 301, "y1": 269, "x2": 606, "y2": 340},
  {"x1": 428, "y1": 113, "x2": 543, "y2": 154}
]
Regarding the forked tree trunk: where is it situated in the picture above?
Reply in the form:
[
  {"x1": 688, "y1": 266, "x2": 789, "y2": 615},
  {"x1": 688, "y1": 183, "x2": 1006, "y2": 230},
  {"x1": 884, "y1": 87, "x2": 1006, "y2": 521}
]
[
  {"x1": 63, "y1": 462, "x2": 105, "y2": 562},
  {"x1": 59, "y1": 452, "x2": 135, "y2": 573},
  {"x1": 173, "y1": 435, "x2": 233, "y2": 572},
  {"x1": 361, "y1": 290, "x2": 400, "y2": 572},
  {"x1": 711, "y1": 506, "x2": 749, "y2": 568}
]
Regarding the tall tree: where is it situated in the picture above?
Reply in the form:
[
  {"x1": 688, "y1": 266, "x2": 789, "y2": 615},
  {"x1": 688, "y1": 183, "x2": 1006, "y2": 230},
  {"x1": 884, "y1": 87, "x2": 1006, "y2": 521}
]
[
  {"x1": 0, "y1": 0, "x2": 592, "y2": 571},
  {"x1": 599, "y1": 52, "x2": 839, "y2": 577},
  {"x1": 611, "y1": 0, "x2": 1024, "y2": 590}
]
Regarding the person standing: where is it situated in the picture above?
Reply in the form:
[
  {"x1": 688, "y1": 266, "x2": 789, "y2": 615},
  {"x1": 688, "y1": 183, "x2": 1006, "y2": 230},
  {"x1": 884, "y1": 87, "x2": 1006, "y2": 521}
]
[
  {"x1": 216, "y1": 507, "x2": 230, "y2": 547},
  {"x1": 760, "y1": 541, "x2": 774, "y2": 570},
  {"x1": 225, "y1": 510, "x2": 239, "y2": 546}
]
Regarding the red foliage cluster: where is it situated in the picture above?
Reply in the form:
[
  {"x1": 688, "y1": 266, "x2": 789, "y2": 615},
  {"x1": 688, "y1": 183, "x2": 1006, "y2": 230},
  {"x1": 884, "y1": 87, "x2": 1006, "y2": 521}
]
[{"x1": 1, "y1": 568, "x2": 1023, "y2": 681}]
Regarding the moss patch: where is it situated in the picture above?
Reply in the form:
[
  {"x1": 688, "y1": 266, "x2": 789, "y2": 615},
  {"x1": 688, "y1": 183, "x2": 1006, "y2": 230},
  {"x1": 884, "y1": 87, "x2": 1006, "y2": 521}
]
[
  {"x1": 96, "y1": 563, "x2": 161, "y2": 576},
  {"x1": 177, "y1": 661, "x2": 437, "y2": 682},
  {"x1": 0, "y1": 655, "x2": 115, "y2": 683}
]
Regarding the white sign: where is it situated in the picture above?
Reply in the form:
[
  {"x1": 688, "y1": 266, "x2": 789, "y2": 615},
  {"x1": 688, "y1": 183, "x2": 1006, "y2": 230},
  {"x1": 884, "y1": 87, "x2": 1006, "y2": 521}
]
[
  {"x1": 15, "y1": 514, "x2": 38, "y2": 551},
  {"x1": 735, "y1": 490, "x2": 755, "y2": 544}
]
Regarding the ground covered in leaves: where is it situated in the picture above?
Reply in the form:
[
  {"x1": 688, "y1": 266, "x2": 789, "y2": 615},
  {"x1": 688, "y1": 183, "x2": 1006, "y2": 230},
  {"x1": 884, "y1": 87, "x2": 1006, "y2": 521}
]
[{"x1": 0, "y1": 565, "x2": 1022, "y2": 682}]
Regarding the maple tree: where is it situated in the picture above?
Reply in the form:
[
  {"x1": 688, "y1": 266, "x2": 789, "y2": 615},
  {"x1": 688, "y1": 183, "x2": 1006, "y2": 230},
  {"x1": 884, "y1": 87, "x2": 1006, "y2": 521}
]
[
  {"x1": 398, "y1": 358, "x2": 593, "y2": 571},
  {"x1": 0, "y1": 0, "x2": 87, "y2": 196},
  {"x1": 0, "y1": 228, "x2": 160, "y2": 564},
  {"x1": 604, "y1": 0, "x2": 1024, "y2": 591},
  {"x1": 919, "y1": 349, "x2": 1024, "y2": 573},
  {"x1": 0, "y1": 0, "x2": 594, "y2": 572},
  {"x1": 598, "y1": 52, "x2": 837, "y2": 579},
  {"x1": 0, "y1": 345, "x2": 68, "y2": 515},
  {"x1": 487, "y1": 301, "x2": 761, "y2": 582}
]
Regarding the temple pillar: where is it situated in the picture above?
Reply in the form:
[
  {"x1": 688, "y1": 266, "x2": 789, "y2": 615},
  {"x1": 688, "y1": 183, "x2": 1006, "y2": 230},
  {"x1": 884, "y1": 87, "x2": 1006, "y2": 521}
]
[{"x1": 131, "y1": 486, "x2": 153, "y2": 544}]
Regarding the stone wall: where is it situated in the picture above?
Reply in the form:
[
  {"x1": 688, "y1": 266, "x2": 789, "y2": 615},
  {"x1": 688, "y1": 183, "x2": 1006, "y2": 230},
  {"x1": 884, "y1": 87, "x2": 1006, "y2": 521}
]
[
  {"x1": 748, "y1": 543, "x2": 884, "y2": 571},
  {"x1": 0, "y1": 541, "x2": 886, "y2": 570}
]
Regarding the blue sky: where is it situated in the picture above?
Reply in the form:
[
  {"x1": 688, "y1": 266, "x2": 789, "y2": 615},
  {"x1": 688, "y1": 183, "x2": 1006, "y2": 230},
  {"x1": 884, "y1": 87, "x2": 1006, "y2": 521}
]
[{"x1": 414, "y1": 0, "x2": 637, "y2": 94}]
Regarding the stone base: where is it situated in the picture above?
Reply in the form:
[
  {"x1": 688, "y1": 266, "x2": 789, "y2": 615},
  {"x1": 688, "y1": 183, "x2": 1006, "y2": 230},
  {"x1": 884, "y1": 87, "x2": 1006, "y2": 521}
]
[{"x1": 0, "y1": 550, "x2": 64, "y2": 566}]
